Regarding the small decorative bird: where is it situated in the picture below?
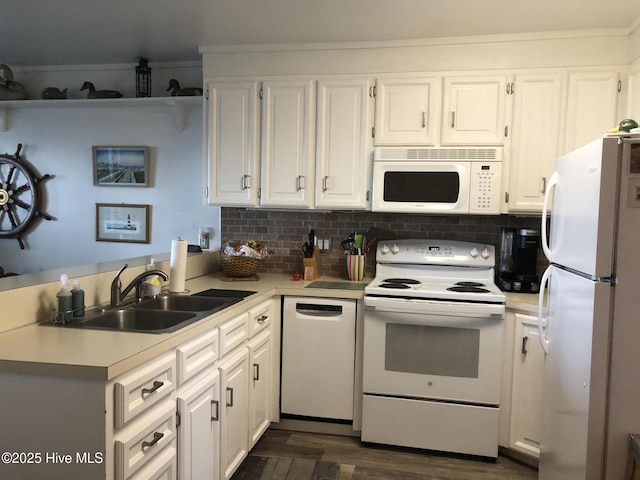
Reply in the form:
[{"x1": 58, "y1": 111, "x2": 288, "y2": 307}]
[
  {"x1": 80, "y1": 81, "x2": 123, "y2": 99},
  {"x1": 167, "y1": 79, "x2": 203, "y2": 97},
  {"x1": 41, "y1": 87, "x2": 67, "y2": 100},
  {"x1": 0, "y1": 64, "x2": 28, "y2": 100}
]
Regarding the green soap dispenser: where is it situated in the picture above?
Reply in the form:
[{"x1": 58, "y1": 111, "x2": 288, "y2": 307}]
[
  {"x1": 71, "y1": 280, "x2": 85, "y2": 318},
  {"x1": 57, "y1": 274, "x2": 73, "y2": 324}
]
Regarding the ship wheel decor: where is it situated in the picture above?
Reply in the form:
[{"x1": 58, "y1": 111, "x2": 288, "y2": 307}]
[{"x1": 0, "y1": 144, "x2": 54, "y2": 249}]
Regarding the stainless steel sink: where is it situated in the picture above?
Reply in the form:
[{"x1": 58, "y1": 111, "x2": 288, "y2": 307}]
[
  {"x1": 53, "y1": 292, "x2": 246, "y2": 334},
  {"x1": 78, "y1": 308, "x2": 199, "y2": 333},
  {"x1": 132, "y1": 294, "x2": 240, "y2": 312}
]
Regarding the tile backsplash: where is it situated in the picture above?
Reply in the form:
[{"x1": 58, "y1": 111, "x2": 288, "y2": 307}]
[{"x1": 221, "y1": 208, "x2": 543, "y2": 280}]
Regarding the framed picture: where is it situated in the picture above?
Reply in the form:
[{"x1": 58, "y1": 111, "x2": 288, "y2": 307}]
[
  {"x1": 93, "y1": 146, "x2": 150, "y2": 187},
  {"x1": 96, "y1": 203, "x2": 150, "y2": 243}
]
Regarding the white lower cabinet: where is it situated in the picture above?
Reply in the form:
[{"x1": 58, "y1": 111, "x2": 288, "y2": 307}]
[
  {"x1": 219, "y1": 346, "x2": 250, "y2": 480},
  {"x1": 509, "y1": 312, "x2": 545, "y2": 458},
  {"x1": 0, "y1": 296, "x2": 277, "y2": 480},
  {"x1": 177, "y1": 371, "x2": 221, "y2": 480},
  {"x1": 248, "y1": 330, "x2": 272, "y2": 448}
]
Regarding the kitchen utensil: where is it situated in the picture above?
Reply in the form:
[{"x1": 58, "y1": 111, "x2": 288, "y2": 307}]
[
  {"x1": 303, "y1": 229, "x2": 315, "y2": 258},
  {"x1": 302, "y1": 243, "x2": 313, "y2": 257}
]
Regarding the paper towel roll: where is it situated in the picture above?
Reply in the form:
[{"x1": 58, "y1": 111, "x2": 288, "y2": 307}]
[{"x1": 169, "y1": 238, "x2": 188, "y2": 293}]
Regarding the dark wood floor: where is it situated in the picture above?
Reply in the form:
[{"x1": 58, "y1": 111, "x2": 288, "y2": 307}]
[{"x1": 232, "y1": 429, "x2": 538, "y2": 480}]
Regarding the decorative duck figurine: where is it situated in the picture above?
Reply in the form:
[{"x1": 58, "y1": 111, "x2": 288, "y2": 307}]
[
  {"x1": 0, "y1": 64, "x2": 28, "y2": 100},
  {"x1": 41, "y1": 87, "x2": 67, "y2": 100},
  {"x1": 167, "y1": 79, "x2": 203, "y2": 97},
  {"x1": 81, "y1": 81, "x2": 123, "y2": 99}
]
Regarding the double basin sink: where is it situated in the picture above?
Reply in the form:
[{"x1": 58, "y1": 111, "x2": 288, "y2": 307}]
[{"x1": 62, "y1": 289, "x2": 255, "y2": 334}]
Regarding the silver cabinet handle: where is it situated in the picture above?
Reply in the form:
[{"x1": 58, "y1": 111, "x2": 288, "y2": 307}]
[
  {"x1": 257, "y1": 314, "x2": 268, "y2": 324},
  {"x1": 241, "y1": 174, "x2": 251, "y2": 190},
  {"x1": 142, "y1": 432, "x2": 163, "y2": 449},
  {"x1": 211, "y1": 399, "x2": 219, "y2": 421},
  {"x1": 296, "y1": 175, "x2": 305, "y2": 191},
  {"x1": 253, "y1": 363, "x2": 260, "y2": 381},
  {"x1": 541, "y1": 176, "x2": 547, "y2": 194},
  {"x1": 226, "y1": 387, "x2": 234, "y2": 407},
  {"x1": 141, "y1": 380, "x2": 163, "y2": 397},
  {"x1": 422, "y1": 111, "x2": 427, "y2": 128},
  {"x1": 451, "y1": 111, "x2": 456, "y2": 128},
  {"x1": 322, "y1": 176, "x2": 328, "y2": 192}
]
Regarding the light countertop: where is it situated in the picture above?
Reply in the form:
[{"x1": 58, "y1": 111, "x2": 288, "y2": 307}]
[{"x1": 0, "y1": 272, "x2": 537, "y2": 381}]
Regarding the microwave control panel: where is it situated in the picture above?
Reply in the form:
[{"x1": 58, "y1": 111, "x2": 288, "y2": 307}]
[{"x1": 469, "y1": 162, "x2": 502, "y2": 214}]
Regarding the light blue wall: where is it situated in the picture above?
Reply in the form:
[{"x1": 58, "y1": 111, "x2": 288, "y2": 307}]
[{"x1": 0, "y1": 64, "x2": 220, "y2": 274}]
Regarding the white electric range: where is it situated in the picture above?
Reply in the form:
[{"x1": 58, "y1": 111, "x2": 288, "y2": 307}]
[{"x1": 362, "y1": 239, "x2": 506, "y2": 458}]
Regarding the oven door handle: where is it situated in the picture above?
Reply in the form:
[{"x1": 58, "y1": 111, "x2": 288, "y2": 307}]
[{"x1": 365, "y1": 296, "x2": 505, "y2": 318}]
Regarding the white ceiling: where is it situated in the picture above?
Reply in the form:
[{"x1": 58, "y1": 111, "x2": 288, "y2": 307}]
[{"x1": 3, "y1": 0, "x2": 640, "y2": 67}]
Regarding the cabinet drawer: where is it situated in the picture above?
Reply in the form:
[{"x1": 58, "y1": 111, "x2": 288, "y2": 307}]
[
  {"x1": 176, "y1": 328, "x2": 219, "y2": 386},
  {"x1": 114, "y1": 352, "x2": 176, "y2": 428},
  {"x1": 128, "y1": 445, "x2": 177, "y2": 480},
  {"x1": 115, "y1": 402, "x2": 176, "y2": 480},
  {"x1": 248, "y1": 300, "x2": 272, "y2": 337},
  {"x1": 219, "y1": 312, "x2": 249, "y2": 357}
]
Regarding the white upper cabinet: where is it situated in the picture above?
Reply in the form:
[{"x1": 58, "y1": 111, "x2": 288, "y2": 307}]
[
  {"x1": 260, "y1": 79, "x2": 316, "y2": 208},
  {"x1": 506, "y1": 72, "x2": 564, "y2": 212},
  {"x1": 563, "y1": 71, "x2": 620, "y2": 154},
  {"x1": 374, "y1": 76, "x2": 441, "y2": 145},
  {"x1": 206, "y1": 81, "x2": 260, "y2": 207},
  {"x1": 441, "y1": 75, "x2": 509, "y2": 145},
  {"x1": 315, "y1": 78, "x2": 373, "y2": 210}
]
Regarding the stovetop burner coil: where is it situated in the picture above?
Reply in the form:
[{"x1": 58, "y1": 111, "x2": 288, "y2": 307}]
[
  {"x1": 453, "y1": 281, "x2": 486, "y2": 287},
  {"x1": 379, "y1": 283, "x2": 412, "y2": 289},
  {"x1": 383, "y1": 278, "x2": 421, "y2": 285},
  {"x1": 447, "y1": 285, "x2": 491, "y2": 293}
]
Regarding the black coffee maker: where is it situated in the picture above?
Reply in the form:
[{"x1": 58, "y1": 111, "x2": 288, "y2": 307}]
[{"x1": 496, "y1": 227, "x2": 541, "y2": 293}]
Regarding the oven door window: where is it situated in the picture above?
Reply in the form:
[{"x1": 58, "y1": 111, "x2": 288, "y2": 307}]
[
  {"x1": 385, "y1": 323, "x2": 480, "y2": 378},
  {"x1": 383, "y1": 171, "x2": 460, "y2": 203}
]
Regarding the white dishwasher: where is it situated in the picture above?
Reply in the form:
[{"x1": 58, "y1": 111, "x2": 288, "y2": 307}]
[{"x1": 281, "y1": 296, "x2": 356, "y2": 421}]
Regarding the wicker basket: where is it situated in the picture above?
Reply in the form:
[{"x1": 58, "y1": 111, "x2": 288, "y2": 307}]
[{"x1": 221, "y1": 255, "x2": 261, "y2": 277}]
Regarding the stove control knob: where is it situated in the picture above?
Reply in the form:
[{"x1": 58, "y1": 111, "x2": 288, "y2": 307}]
[
  {"x1": 380, "y1": 244, "x2": 390, "y2": 255},
  {"x1": 470, "y1": 247, "x2": 479, "y2": 258},
  {"x1": 481, "y1": 248, "x2": 490, "y2": 259},
  {"x1": 391, "y1": 243, "x2": 400, "y2": 254}
]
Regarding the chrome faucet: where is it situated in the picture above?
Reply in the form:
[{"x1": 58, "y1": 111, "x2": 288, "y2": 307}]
[{"x1": 110, "y1": 264, "x2": 169, "y2": 306}]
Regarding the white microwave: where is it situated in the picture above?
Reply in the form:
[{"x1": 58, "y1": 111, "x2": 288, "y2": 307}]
[{"x1": 372, "y1": 147, "x2": 503, "y2": 214}]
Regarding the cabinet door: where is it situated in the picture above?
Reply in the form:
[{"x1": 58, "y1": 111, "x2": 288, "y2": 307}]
[
  {"x1": 510, "y1": 313, "x2": 545, "y2": 458},
  {"x1": 441, "y1": 75, "x2": 508, "y2": 145},
  {"x1": 206, "y1": 81, "x2": 260, "y2": 206},
  {"x1": 177, "y1": 371, "x2": 220, "y2": 480},
  {"x1": 315, "y1": 78, "x2": 373, "y2": 210},
  {"x1": 219, "y1": 347, "x2": 249, "y2": 480},
  {"x1": 374, "y1": 76, "x2": 441, "y2": 145},
  {"x1": 507, "y1": 72, "x2": 564, "y2": 212},
  {"x1": 260, "y1": 79, "x2": 316, "y2": 208},
  {"x1": 564, "y1": 71, "x2": 619, "y2": 154},
  {"x1": 248, "y1": 330, "x2": 272, "y2": 448}
]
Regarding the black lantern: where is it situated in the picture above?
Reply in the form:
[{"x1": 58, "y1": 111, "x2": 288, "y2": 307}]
[{"x1": 135, "y1": 58, "x2": 151, "y2": 98}]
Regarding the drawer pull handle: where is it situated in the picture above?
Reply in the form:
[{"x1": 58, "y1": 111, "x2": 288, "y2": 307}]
[
  {"x1": 226, "y1": 387, "x2": 234, "y2": 407},
  {"x1": 253, "y1": 363, "x2": 260, "y2": 381},
  {"x1": 211, "y1": 399, "x2": 219, "y2": 422},
  {"x1": 142, "y1": 431, "x2": 164, "y2": 450},
  {"x1": 257, "y1": 315, "x2": 268, "y2": 324},
  {"x1": 141, "y1": 380, "x2": 164, "y2": 397}
]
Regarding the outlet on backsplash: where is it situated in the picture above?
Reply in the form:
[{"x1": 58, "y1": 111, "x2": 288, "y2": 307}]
[{"x1": 316, "y1": 237, "x2": 331, "y2": 252}]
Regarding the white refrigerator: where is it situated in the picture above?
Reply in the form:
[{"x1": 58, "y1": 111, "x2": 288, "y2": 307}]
[{"x1": 538, "y1": 133, "x2": 640, "y2": 479}]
